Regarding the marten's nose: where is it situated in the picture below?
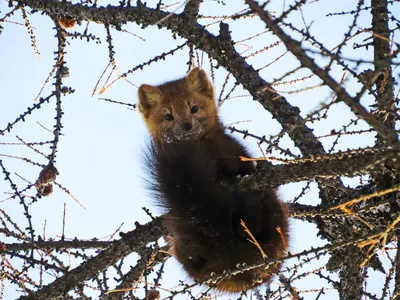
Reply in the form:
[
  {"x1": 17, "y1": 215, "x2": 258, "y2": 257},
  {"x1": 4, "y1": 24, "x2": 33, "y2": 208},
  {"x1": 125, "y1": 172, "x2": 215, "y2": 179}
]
[{"x1": 181, "y1": 122, "x2": 192, "y2": 131}]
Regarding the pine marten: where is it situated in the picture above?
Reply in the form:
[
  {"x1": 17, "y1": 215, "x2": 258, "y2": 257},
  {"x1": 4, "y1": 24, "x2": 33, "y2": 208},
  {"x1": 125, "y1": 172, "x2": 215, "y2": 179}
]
[{"x1": 138, "y1": 67, "x2": 289, "y2": 293}]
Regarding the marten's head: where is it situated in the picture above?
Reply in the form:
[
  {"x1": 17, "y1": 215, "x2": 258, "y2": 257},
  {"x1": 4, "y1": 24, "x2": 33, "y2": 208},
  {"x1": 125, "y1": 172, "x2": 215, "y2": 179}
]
[{"x1": 138, "y1": 68, "x2": 220, "y2": 143}]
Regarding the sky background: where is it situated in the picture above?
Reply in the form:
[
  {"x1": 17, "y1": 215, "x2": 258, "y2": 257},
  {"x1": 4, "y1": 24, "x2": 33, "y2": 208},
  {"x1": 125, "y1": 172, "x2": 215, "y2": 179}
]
[{"x1": 1, "y1": 0, "x2": 399, "y2": 299}]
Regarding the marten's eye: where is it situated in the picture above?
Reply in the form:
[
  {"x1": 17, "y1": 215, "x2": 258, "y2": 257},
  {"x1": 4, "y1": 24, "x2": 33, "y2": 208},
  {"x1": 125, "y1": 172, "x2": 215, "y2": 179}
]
[
  {"x1": 191, "y1": 105, "x2": 199, "y2": 114},
  {"x1": 165, "y1": 114, "x2": 174, "y2": 121}
]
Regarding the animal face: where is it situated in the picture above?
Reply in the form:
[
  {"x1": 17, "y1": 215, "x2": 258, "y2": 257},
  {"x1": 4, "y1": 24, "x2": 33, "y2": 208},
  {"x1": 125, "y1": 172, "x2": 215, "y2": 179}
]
[{"x1": 138, "y1": 68, "x2": 219, "y2": 143}]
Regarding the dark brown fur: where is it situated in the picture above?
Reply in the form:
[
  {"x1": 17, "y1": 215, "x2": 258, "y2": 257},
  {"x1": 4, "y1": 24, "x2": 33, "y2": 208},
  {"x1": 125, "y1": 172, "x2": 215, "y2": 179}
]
[{"x1": 139, "y1": 68, "x2": 289, "y2": 293}]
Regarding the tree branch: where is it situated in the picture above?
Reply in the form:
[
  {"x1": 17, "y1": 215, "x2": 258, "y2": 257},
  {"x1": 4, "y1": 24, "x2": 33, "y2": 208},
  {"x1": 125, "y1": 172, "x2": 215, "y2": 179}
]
[
  {"x1": 245, "y1": 0, "x2": 398, "y2": 145},
  {"x1": 371, "y1": 0, "x2": 395, "y2": 128},
  {"x1": 18, "y1": 0, "x2": 344, "y2": 201},
  {"x1": 238, "y1": 146, "x2": 400, "y2": 189},
  {"x1": 18, "y1": 218, "x2": 164, "y2": 300},
  {"x1": 338, "y1": 246, "x2": 365, "y2": 300},
  {"x1": 1, "y1": 239, "x2": 112, "y2": 252}
]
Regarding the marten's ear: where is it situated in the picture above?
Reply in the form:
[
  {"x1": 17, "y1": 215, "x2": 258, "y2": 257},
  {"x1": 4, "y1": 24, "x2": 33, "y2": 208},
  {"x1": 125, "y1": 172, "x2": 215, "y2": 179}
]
[
  {"x1": 185, "y1": 67, "x2": 214, "y2": 98},
  {"x1": 138, "y1": 84, "x2": 162, "y2": 113}
]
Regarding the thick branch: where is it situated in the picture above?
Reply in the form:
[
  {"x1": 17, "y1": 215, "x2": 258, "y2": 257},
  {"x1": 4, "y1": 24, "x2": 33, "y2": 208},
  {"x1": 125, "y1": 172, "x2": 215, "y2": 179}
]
[
  {"x1": 19, "y1": 218, "x2": 164, "y2": 300},
  {"x1": 183, "y1": 0, "x2": 201, "y2": 22},
  {"x1": 18, "y1": 0, "x2": 344, "y2": 202},
  {"x1": 338, "y1": 246, "x2": 365, "y2": 300},
  {"x1": 371, "y1": 0, "x2": 395, "y2": 126},
  {"x1": 17, "y1": 0, "x2": 323, "y2": 155},
  {"x1": 238, "y1": 147, "x2": 400, "y2": 189},
  {"x1": 245, "y1": 0, "x2": 398, "y2": 145}
]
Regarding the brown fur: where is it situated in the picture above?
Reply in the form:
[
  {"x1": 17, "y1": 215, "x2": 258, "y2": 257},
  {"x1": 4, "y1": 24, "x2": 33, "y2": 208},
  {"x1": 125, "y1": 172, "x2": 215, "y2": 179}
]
[
  {"x1": 139, "y1": 68, "x2": 289, "y2": 293},
  {"x1": 138, "y1": 68, "x2": 220, "y2": 143}
]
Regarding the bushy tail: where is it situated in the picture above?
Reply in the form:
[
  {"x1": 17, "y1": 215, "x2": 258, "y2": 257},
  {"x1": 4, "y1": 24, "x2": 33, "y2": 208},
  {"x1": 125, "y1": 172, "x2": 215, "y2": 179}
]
[
  {"x1": 144, "y1": 140, "x2": 235, "y2": 241},
  {"x1": 143, "y1": 140, "x2": 289, "y2": 291}
]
